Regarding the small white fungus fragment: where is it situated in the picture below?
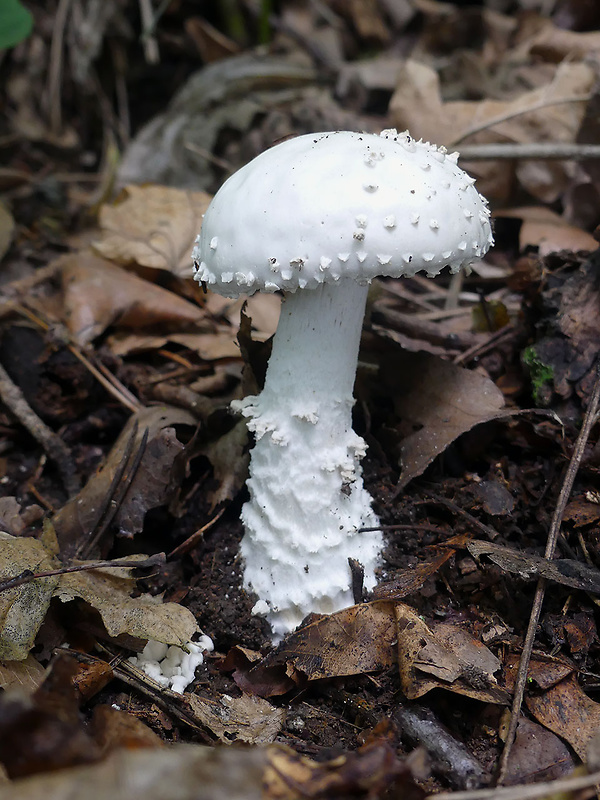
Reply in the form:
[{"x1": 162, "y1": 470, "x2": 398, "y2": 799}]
[
  {"x1": 410, "y1": 213, "x2": 420, "y2": 225},
  {"x1": 430, "y1": 219, "x2": 440, "y2": 230},
  {"x1": 128, "y1": 635, "x2": 214, "y2": 694},
  {"x1": 356, "y1": 215, "x2": 368, "y2": 228},
  {"x1": 209, "y1": 237, "x2": 218, "y2": 250},
  {"x1": 464, "y1": 209, "x2": 474, "y2": 220},
  {"x1": 222, "y1": 272, "x2": 233, "y2": 283},
  {"x1": 337, "y1": 252, "x2": 350, "y2": 262},
  {"x1": 319, "y1": 256, "x2": 332, "y2": 270},
  {"x1": 383, "y1": 215, "x2": 396, "y2": 229},
  {"x1": 423, "y1": 253, "x2": 435, "y2": 262},
  {"x1": 363, "y1": 183, "x2": 378, "y2": 192},
  {"x1": 377, "y1": 254, "x2": 392, "y2": 265},
  {"x1": 357, "y1": 251, "x2": 367, "y2": 262},
  {"x1": 458, "y1": 241, "x2": 467, "y2": 251}
]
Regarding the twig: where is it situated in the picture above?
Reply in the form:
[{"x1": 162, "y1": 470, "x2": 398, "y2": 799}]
[
  {"x1": 0, "y1": 361, "x2": 79, "y2": 495},
  {"x1": 449, "y1": 94, "x2": 592, "y2": 146},
  {"x1": 168, "y1": 507, "x2": 226, "y2": 559},
  {"x1": 0, "y1": 553, "x2": 165, "y2": 594},
  {"x1": 454, "y1": 325, "x2": 515, "y2": 366},
  {"x1": 14, "y1": 304, "x2": 142, "y2": 413},
  {"x1": 496, "y1": 362, "x2": 600, "y2": 784},
  {"x1": 138, "y1": 0, "x2": 160, "y2": 64},
  {"x1": 458, "y1": 142, "x2": 600, "y2": 161},
  {"x1": 46, "y1": 0, "x2": 72, "y2": 134},
  {"x1": 420, "y1": 492, "x2": 500, "y2": 542},
  {"x1": 429, "y1": 767, "x2": 600, "y2": 800}
]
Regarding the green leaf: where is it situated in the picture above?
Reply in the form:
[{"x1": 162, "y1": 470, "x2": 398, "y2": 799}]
[{"x1": 0, "y1": 0, "x2": 33, "y2": 51}]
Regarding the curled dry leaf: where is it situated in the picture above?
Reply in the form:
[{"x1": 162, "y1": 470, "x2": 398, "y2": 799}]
[
  {"x1": 59, "y1": 251, "x2": 206, "y2": 346},
  {"x1": 382, "y1": 350, "x2": 505, "y2": 491},
  {"x1": 0, "y1": 532, "x2": 60, "y2": 661},
  {"x1": 0, "y1": 654, "x2": 45, "y2": 692},
  {"x1": 55, "y1": 558, "x2": 199, "y2": 646},
  {"x1": 395, "y1": 603, "x2": 508, "y2": 703},
  {"x1": 93, "y1": 184, "x2": 212, "y2": 276}
]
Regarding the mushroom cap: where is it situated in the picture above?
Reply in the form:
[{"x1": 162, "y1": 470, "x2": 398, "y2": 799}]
[{"x1": 193, "y1": 130, "x2": 493, "y2": 298}]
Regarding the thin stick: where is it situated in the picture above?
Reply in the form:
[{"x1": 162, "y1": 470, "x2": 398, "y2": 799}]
[
  {"x1": 496, "y1": 362, "x2": 600, "y2": 784},
  {"x1": 449, "y1": 94, "x2": 592, "y2": 146},
  {"x1": 0, "y1": 553, "x2": 164, "y2": 594},
  {"x1": 429, "y1": 767, "x2": 600, "y2": 800},
  {"x1": 46, "y1": 0, "x2": 72, "y2": 134},
  {"x1": 0, "y1": 361, "x2": 79, "y2": 495},
  {"x1": 168, "y1": 507, "x2": 226, "y2": 559},
  {"x1": 458, "y1": 141, "x2": 600, "y2": 161}
]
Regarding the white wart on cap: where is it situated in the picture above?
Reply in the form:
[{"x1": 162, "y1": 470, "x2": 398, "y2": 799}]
[{"x1": 193, "y1": 129, "x2": 493, "y2": 296}]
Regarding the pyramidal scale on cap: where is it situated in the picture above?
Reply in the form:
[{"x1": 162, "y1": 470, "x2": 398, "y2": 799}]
[{"x1": 192, "y1": 129, "x2": 494, "y2": 641}]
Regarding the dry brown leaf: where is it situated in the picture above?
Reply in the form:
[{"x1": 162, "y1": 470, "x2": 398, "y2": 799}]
[
  {"x1": 0, "y1": 655, "x2": 45, "y2": 692},
  {"x1": 187, "y1": 692, "x2": 285, "y2": 744},
  {"x1": 0, "y1": 743, "x2": 267, "y2": 800},
  {"x1": 382, "y1": 350, "x2": 505, "y2": 491},
  {"x1": 93, "y1": 185, "x2": 211, "y2": 276},
  {"x1": 53, "y1": 405, "x2": 197, "y2": 553},
  {"x1": 494, "y1": 206, "x2": 598, "y2": 256},
  {"x1": 0, "y1": 533, "x2": 60, "y2": 661},
  {"x1": 59, "y1": 251, "x2": 205, "y2": 346},
  {"x1": 395, "y1": 603, "x2": 507, "y2": 703},
  {"x1": 198, "y1": 419, "x2": 250, "y2": 509},
  {"x1": 389, "y1": 60, "x2": 594, "y2": 202},
  {"x1": 55, "y1": 560, "x2": 199, "y2": 646},
  {"x1": 106, "y1": 330, "x2": 239, "y2": 360},
  {"x1": 526, "y1": 674, "x2": 600, "y2": 760},
  {"x1": 519, "y1": 16, "x2": 600, "y2": 62},
  {"x1": 502, "y1": 716, "x2": 574, "y2": 786}
]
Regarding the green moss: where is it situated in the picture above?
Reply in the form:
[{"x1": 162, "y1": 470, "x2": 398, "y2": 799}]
[{"x1": 522, "y1": 346, "x2": 554, "y2": 406}]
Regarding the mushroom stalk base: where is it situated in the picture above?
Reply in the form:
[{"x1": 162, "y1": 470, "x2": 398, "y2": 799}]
[{"x1": 233, "y1": 279, "x2": 382, "y2": 641}]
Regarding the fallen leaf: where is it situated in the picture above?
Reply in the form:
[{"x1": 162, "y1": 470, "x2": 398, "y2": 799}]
[
  {"x1": 382, "y1": 350, "x2": 505, "y2": 491},
  {"x1": 0, "y1": 655, "x2": 45, "y2": 692},
  {"x1": 198, "y1": 419, "x2": 249, "y2": 509},
  {"x1": 526, "y1": 674, "x2": 600, "y2": 760},
  {"x1": 469, "y1": 540, "x2": 600, "y2": 594},
  {"x1": 53, "y1": 405, "x2": 197, "y2": 554},
  {"x1": 0, "y1": 741, "x2": 266, "y2": 800},
  {"x1": 502, "y1": 715, "x2": 574, "y2": 786},
  {"x1": 106, "y1": 330, "x2": 239, "y2": 360},
  {"x1": 90, "y1": 705, "x2": 164, "y2": 755},
  {"x1": 55, "y1": 559, "x2": 199, "y2": 646},
  {"x1": 395, "y1": 603, "x2": 507, "y2": 703},
  {"x1": 225, "y1": 602, "x2": 397, "y2": 697},
  {"x1": 93, "y1": 185, "x2": 211, "y2": 276},
  {"x1": 495, "y1": 206, "x2": 598, "y2": 256},
  {"x1": 186, "y1": 691, "x2": 285, "y2": 744},
  {"x1": 265, "y1": 740, "x2": 424, "y2": 800},
  {"x1": 0, "y1": 533, "x2": 59, "y2": 661},
  {"x1": 59, "y1": 251, "x2": 206, "y2": 345}
]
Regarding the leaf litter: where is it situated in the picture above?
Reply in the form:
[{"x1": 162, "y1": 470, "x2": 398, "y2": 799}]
[{"x1": 3, "y1": 1, "x2": 600, "y2": 798}]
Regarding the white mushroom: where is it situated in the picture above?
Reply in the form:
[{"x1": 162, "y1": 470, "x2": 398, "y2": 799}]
[{"x1": 192, "y1": 129, "x2": 493, "y2": 641}]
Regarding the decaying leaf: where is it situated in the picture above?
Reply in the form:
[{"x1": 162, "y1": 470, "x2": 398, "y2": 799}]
[
  {"x1": 526, "y1": 674, "x2": 600, "y2": 761},
  {"x1": 495, "y1": 206, "x2": 598, "y2": 257},
  {"x1": 55, "y1": 559, "x2": 199, "y2": 646},
  {"x1": 265, "y1": 740, "x2": 424, "y2": 800},
  {"x1": 59, "y1": 251, "x2": 206, "y2": 346},
  {"x1": 502, "y1": 715, "x2": 574, "y2": 786},
  {"x1": 382, "y1": 350, "x2": 505, "y2": 490},
  {"x1": 227, "y1": 602, "x2": 397, "y2": 697},
  {"x1": 106, "y1": 330, "x2": 239, "y2": 360},
  {"x1": 186, "y1": 692, "x2": 285, "y2": 744},
  {"x1": 53, "y1": 405, "x2": 197, "y2": 554},
  {"x1": 0, "y1": 532, "x2": 60, "y2": 661},
  {"x1": 395, "y1": 603, "x2": 507, "y2": 703},
  {"x1": 468, "y1": 540, "x2": 600, "y2": 594},
  {"x1": 93, "y1": 184, "x2": 212, "y2": 276},
  {"x1": 0, "y1": 741, "x2": 266, "y2": 800}
]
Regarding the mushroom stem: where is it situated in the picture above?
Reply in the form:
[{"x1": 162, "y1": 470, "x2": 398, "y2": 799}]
[{"x1": 233, "y1": 278, "x2": 382, "y2": 641}]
